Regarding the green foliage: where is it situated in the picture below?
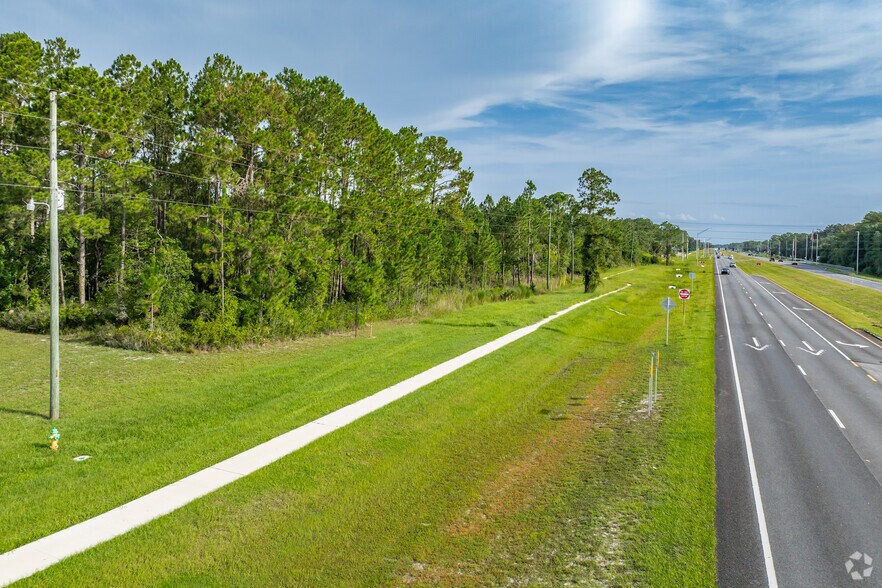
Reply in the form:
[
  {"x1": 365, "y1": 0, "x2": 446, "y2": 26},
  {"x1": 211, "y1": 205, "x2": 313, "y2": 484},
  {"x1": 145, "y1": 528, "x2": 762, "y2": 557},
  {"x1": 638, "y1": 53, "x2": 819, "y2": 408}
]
[
  {"x1": 724, "y1": 211, "x2": 882, "y2": 279},
  {"x1": 0, "y1": 33, "x2": 690, "y2": 349}
]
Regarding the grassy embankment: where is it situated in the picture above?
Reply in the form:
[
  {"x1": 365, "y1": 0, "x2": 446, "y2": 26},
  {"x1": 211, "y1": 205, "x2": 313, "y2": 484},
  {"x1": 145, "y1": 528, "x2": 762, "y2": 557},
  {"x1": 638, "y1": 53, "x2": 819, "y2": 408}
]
[
  {"x1": 735, "y1": 255, "x2": 882, "y2": 339},
  {"x1": 4, "y1": 263, "x2": 716, "y2": 586}
]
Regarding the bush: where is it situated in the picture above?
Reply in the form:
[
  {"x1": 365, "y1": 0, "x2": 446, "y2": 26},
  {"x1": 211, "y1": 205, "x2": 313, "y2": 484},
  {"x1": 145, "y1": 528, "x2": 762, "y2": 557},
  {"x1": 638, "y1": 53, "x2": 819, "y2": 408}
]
[
  {"x1": 93, "y1": 324, "x2": 189, "y2": 352},
  {"x1": 0, "y1": 306, "x2": 49, "y2": 332}
]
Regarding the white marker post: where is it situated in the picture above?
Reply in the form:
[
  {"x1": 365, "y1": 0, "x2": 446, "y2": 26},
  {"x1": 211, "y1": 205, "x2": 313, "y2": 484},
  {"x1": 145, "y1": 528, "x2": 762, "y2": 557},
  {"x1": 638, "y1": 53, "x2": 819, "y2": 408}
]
[{"x1": 660, "y1": 297, "x2": 676, "y2": 345}]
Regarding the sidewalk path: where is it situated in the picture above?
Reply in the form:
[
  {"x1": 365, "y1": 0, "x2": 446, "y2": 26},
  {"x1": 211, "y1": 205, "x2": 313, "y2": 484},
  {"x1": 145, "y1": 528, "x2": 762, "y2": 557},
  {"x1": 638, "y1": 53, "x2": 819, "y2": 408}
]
[{"x1": 0, "y1": 283, "x2": 631, "y2": 586}]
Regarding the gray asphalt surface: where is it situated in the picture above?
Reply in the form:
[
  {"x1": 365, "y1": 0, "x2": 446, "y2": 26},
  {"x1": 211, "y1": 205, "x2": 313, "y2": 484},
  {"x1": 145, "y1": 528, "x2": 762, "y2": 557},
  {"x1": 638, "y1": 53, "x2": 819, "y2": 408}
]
[
  {"x1": 749, "y1": 256, "x2": 882, "y2": 293},
  {"x1": 793, "y1": 263, "x2": 882, "y2": 293},
  {"x1": 715, "y1": 257, "x2": 882, "y2": 587}
]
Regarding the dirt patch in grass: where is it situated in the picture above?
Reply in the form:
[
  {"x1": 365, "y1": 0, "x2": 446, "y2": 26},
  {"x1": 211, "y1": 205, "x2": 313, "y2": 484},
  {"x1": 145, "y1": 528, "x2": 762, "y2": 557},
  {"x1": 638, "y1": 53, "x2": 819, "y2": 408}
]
[{"x1": 408, "y1": 322, "x2": 659, "y2": 585}]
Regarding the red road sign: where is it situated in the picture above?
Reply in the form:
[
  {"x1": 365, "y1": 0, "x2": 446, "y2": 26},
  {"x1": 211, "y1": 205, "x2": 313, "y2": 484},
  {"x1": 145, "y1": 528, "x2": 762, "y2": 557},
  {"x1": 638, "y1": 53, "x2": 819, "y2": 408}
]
[{"x1": 678, "y1": 288, "x2": 691, "y2": 300}]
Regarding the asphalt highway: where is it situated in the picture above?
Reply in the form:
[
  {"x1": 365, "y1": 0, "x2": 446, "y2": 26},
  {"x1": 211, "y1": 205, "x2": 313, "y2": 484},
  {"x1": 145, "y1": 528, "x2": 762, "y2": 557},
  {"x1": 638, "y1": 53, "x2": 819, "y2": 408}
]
[
  {"x1": 793, "y1": 262, "x2": 882, "y2": 293},
  {"x1": 748, "y1": 256, "x2": 882, "y2": 293},
  {"x1": 715, "y1": 256, "x2": 882, "y2": 587}
]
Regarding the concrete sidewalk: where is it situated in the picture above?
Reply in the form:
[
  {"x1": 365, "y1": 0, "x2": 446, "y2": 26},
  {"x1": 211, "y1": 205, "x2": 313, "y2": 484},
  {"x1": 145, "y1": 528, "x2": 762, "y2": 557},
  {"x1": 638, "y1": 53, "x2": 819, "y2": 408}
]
[{"x1": 0, "y1": 283, "x2": 631, "y2": 586}]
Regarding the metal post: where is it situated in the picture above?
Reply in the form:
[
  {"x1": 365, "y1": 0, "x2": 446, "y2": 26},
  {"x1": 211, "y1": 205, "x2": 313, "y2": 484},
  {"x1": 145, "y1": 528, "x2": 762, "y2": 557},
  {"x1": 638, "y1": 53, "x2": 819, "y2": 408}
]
[
  {"x1": 856, "y1": 230, "x2": 861, "y2": 274},
  {"x1": 49, "y1": 91, "x2": 60, "y2": 420},
  {"x1": 655, "y1": 350, "x2": 660, "y2": 404},
  {"x1": 665, "y1": 308, "x2": 670, "y2": 345},
  {"x1": 571, "y1": 220, "x2": 575, "y2": 283},
  {"x1": 546, "y1": 209, "x2": 551, "y2": 290}
]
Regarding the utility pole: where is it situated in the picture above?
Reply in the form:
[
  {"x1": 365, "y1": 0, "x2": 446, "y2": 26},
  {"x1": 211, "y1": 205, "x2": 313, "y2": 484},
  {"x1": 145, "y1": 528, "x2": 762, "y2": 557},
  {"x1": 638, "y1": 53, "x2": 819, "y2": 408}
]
[
  {"x1": 570, "y1": 215, "x2": 575, "y2": 285},
  {"x1": 547, "y1": 208, "x2": 551, "y2": 290},
  {"x1": 630, "y1": 230, "x2": 635, "y2": 267},
  {"x1": 805, "y1": 233, "x2": 809, "y2": 261},
  {"x1": 856, "y1": 230, "x2": 861, "y2": 273},
  {"x1": 49, "y1": 91, "x2": 60, "y2": 420}
]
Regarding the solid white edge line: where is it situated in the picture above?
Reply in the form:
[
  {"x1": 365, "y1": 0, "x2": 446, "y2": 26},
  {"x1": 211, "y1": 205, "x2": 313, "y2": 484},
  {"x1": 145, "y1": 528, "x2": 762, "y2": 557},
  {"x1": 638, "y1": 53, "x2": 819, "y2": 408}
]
[
  {"x1": 0, "y1": 283, "x2": 633, "y2": 586},
  {"x1": 745, "y1": 275, "x2": 852, "y2": 362},
  {"x1": 798, "y1": 365, "x2": 807, "y2": 376},
  {"x1": 828, "y1": 409, "x2": 846, "y2": 429},
  {"x1": 717, "y1": 262, "x2": 779, "y2": 587}
]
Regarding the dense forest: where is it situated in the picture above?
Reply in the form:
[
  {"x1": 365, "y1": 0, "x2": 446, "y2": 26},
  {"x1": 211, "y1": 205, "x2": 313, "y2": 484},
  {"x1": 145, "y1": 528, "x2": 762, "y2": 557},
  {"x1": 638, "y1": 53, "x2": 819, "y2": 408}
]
[
  {"x1": 0, "y1": 33, "x2": 689, "y2": 350},
  {"x1": 722, "y1": 211, "x2": 882, "y2": 277}
]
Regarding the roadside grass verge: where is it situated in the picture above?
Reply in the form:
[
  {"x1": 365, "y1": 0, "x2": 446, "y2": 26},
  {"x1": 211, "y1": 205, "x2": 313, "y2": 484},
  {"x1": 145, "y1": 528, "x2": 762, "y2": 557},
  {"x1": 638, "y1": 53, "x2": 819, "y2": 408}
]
[
  {"x1": 735, "y1": 256, "x2": 882, "y2": 338},
  {"x1": 0, "y1": 276, "x2": 618, "y2": 554},
  {"x1": 15, "y1": 262, "x2": 715, "y2": 586}
]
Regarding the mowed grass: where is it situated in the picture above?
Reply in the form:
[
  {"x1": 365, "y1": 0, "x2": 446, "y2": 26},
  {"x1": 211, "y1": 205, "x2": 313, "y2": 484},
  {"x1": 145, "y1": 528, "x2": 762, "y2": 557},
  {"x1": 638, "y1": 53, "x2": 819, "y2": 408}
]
[
  {"x1": 0, "y1": 283, "x2": 599, "y2": 553},
  {"x1": 735, "y1": 255, "x2": 882, "y2": 338},
  {"x1": 7, "y1": 263, "x2": 716, "y2": 586}
]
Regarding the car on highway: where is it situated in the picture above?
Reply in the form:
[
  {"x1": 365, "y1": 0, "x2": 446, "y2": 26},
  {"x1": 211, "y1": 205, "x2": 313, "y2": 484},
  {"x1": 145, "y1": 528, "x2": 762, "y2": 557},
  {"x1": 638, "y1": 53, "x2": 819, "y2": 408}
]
[
  {"x1": 791, "y1": 261, "x2": 798, "y2": 265},
  {"x1": 729, "y1": 262, "x2": 736, "y2": 268},
  {"x1": 720, "y1": 267, "x2": 730, "y2": 275}
]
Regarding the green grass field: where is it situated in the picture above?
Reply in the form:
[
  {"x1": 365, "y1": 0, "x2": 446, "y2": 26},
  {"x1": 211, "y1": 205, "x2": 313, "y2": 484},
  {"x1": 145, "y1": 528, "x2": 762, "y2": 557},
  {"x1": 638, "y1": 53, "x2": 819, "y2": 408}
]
[
  {"x1": 734, "y1": 255, "x2": 882, "y2": 339},
  {"x1": 3, "y1": 263, "x2": 716, "y2": 586}
]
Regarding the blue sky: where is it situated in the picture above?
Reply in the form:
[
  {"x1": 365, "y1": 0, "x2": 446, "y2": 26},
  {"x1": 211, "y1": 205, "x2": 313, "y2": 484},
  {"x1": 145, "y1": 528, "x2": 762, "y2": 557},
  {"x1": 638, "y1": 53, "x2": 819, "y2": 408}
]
[{"x1": 5, "y1": 0, "x2": 882, "y2": 242}]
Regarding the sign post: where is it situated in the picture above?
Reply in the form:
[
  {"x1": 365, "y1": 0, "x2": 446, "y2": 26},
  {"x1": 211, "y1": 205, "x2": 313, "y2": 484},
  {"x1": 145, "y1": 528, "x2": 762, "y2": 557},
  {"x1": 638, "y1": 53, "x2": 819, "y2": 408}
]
[
  {"x1": 679, "y1": 288, "x2": 691, "y2": 325},
  {"x1": 689, "y1": 271, "x2": 696, "y2": 292},
  {"x1": 660, "y1": 297, "x2": 676, "y2": 345}
]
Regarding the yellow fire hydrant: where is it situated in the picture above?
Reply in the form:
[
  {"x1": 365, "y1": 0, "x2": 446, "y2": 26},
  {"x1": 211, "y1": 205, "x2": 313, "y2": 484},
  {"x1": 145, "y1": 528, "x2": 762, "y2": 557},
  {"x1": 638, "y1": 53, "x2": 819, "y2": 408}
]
[{"x1": 48, "y1": 427, "x2": 60, "y2": 452}]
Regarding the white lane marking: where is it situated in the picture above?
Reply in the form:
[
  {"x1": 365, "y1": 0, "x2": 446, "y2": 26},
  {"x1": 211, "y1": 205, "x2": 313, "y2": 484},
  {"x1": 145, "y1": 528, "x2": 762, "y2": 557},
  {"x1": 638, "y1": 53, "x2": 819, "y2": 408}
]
[
  {"x1": 798, "y1": 341, "x2": 824, "y2": 356},
  {"x1": 745, "y1": 276, "x2": 852, "y2": 362},
  {"x1": 779, "y1": 339, "x2": 786, "y2": 347},
  {"x1": 760, "y1": 312, "x2": 764, "y2": 317},
  {"x1": 798, "y1": 365, "x2": 807, "y2": 376},
  {"x1": 803, "y1": 300, "x2": 882, "y2": 351},
  {"x1": 828, "y1": 410, "x2": 846, "y2": 429},
  {"x1": 718, "y1": 269, "x2": 779, "y2": 587},
  {"x1": 836, "y1": 341, "x2": 869, "y2": 349},
  {"x1": 792, "y1": 307, "x2": 812, "y2": 311},
  {"x1": 0, "y1": 283, "x2": 634, "y2": 586},
  {"x1": 768, "y1": 323, "x2": 773, "y2": 329},
  {"x1": 753, "y1": 337, "x2": 760, "y2": 346}
]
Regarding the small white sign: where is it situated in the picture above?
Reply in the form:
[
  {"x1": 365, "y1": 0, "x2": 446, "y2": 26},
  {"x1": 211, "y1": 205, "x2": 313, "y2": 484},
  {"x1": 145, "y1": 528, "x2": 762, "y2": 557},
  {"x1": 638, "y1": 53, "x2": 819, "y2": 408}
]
[{"x1": 72, "y1": 455, "x2": 91, "y2": 462}]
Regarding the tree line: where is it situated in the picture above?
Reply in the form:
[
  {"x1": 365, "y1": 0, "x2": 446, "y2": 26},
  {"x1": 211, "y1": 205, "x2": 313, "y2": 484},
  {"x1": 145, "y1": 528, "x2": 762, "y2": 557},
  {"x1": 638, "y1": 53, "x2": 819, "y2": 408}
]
[
  {"x1": 0, "y1": 33, "x2": 686, "y2": 349},
  {"x1": 722, "y1": 211, "x2": 882, "y2": 276}
]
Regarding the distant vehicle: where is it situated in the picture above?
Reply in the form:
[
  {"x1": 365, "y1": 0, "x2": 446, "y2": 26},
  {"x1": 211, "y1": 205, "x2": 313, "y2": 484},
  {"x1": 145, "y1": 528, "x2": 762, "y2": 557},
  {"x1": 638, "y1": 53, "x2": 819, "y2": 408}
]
[
  {"x1": 729, "y1": 262, "x2": 736, "y2": 268},
  {"x1": 791, "y1": 261, "x2": 798, "y2": 265},
  {"x1": 721, "y1": 267, "x2": 730, "y2": 275},
  {"x1": 728, "y1": 255, "x2": 733, "y2": 259}
]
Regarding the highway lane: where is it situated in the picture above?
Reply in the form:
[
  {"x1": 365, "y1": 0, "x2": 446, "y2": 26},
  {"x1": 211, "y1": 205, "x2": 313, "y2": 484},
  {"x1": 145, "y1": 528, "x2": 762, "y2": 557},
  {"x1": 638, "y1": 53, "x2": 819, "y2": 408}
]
[
  {"x1": 794, "y1": 262, "x2": 882, "y2": 293},
  {"x1": 715, "y1": 258, "x2": 882, "y2": 587},
  {"x1": 748, "y1": 256, "x2": 882, "y2": 293}
]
